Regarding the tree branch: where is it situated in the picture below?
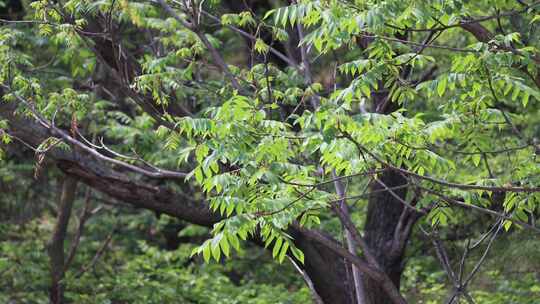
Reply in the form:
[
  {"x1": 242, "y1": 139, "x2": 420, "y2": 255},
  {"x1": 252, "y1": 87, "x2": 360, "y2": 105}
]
[
  {"x1": 157, "y1": 0, "x2": 245, "y2": 93},
  {"x1": 293, "y1": 224, "x2": 408, "y2": 304},
  {"x1": 47, "y1": 176, "x2": 78, "y2": 304}
]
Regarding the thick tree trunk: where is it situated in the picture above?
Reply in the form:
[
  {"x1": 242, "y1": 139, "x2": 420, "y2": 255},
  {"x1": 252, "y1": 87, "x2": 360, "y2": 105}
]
[
  {"x1": 363, "y1": 172, "x2": 409, "y2": 304},
  {"x1": 290, "y1": 228, "x2": 354, "y2": 304}
]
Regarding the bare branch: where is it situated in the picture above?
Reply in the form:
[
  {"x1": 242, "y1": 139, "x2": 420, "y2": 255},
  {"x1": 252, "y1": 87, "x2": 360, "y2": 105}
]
[
  {"x1": 2, "y1": 85, "x2": 189, "y2": 180},
  {"x1": 64, "y1": 187, "x2": 95, "y2": 272},
  {"x1": 332, "y1": 173, "x2": 367, "y2": 304},
  {"x1": 421, "y1": 186, "x2": 540, "y2": 233},
  {"x1": 76, "y1": 229, "x2": 115, "y2": 278},
  {"x1": 199, "y1": 10, "x2": 298, "y2": 68},
  {"x1": 385, "y1": 2, "x2": 540, "y2": 32},
  {"x1": 462, "y1": 220, "x2": 504, "y2": 286}
]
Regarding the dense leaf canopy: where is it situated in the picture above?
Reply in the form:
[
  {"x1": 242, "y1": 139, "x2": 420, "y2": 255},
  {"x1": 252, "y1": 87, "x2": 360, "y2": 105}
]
[{"x1": 1, "y1": 0, "x2": 540, "y2": 303}]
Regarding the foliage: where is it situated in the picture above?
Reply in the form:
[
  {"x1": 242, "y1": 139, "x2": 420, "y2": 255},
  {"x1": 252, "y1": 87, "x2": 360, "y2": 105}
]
[
  {"x1": 0, "y1": 208, "x2": 310, "y2": 303},
  {"x1": 1, "y1": 0, "x2": 540, "y2": 303}
]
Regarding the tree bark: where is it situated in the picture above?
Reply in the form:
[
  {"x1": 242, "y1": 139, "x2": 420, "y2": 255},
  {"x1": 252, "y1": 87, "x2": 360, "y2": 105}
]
[
  {"x1": 363, "y1": 172, "x2": 409, "y2": 304},
  {"x1": 47, "y1": 177, "x2": 78, "y2": 304},
  {"x1": 289, "y1": 228, "x2": 353, "y2": 303}
]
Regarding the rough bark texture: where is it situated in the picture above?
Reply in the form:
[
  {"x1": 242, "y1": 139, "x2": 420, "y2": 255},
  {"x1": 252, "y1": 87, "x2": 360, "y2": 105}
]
[
  {"x1": 363, "y1": 172, "x2": 409, "y2": 304},
  {"x1": 290, "y1": 229, "x2": 352, "y2": 304}
]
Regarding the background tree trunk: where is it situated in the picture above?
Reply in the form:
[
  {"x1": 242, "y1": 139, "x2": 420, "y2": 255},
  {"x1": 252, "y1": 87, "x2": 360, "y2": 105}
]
[{"x1": 47, "y1": 177, "x2": 78, "y2": 304}]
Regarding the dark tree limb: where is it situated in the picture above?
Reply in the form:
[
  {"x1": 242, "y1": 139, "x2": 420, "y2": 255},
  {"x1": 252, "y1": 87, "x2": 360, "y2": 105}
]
[
  {"x1": 64, "y1": 187, "x2": 98, "y2": 272},
  {"x1": 0, "y1": 96, "x2": 354, "y2": 304},
  {"x1": 47, "y1": 177, "x2": 78, "y2": 304}
]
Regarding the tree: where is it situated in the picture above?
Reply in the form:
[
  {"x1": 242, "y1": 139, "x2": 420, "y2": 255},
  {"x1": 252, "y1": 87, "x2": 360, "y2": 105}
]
[{"x1": 1, "y1": 0, "x2": 540, "y2": 303}]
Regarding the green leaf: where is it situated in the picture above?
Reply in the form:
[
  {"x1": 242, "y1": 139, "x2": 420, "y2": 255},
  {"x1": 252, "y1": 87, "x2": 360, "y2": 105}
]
[
  {"x1": 472, "y1": 154, "x2": 481, "y2": 167},
  {"x1": 211, "y1": 244, "x2": 221, "y2": 261},
  {"x1": 278, "y1": 241, "x2": 289, "y2": 263},
  {"x1": 522, "y1": 92, "x2": 530, "y2": 107},
  {"x1": 194, "y1": 167, "x2": 204, "y2": 184},
  {"x1": 290, "y1": 246, "x2": 305, "y2": 264},
  {"x1": 227, "y1": 233, "x2": 241, "y2": 251},
  {"x1": 437, "y1": 76, "x2": 447, "y2": 97},
  {"x1": 503, "y1": 220, "x2": 512, "y2": 231},
  {"x1": 272, "y1": 237, "x2": 283, "y2": 258},
  {"x1": 220, "y1": 234, "x2": 230, "y2": 258},
  {"x1": 202, "y1": 243, "x2": 211, "y2": 262}
]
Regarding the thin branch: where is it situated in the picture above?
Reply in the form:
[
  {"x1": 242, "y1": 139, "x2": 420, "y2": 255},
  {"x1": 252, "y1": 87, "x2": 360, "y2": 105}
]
[
  {"x1": 255, "y1": 186, "x2": 316, "y2": 217},
  {"x1": 462, "y1": 220, "x2": 504, "y2": 286},
  {"x1": 343, "y1": 131, "x2": 540, "y2": 193},
  {"x1": 385, "y1": 1, "x2": 540, "y2": 32},
  {"x1": 292, "y1": 0, "x2": 320, "y2": 109},
  {"x1": 288, "y1": 257, "x2": 324, "y2": 304},
  {"x1": 75, "y1": 229, "x2": 115, "y2": 278},
  {"x1": 332, "y1": 203, "x2": 380, "y2": 266},
  {"x1": 64, "y1": 187, "x2": 95, "y2": 272},
  {"x1": 3, "y1": 86, "x2": 189, "y2": 179},
  {"x1": 374, "y1": 177, "x2": 424, "y2": 213},
  {"x1": 484, "y1": 65, "x2": 527, "y2": 142},
  {"x1": 279, "y1": 169, "x2": 386, "y2": 188},
  {"x1": 199, "y1": 10, "x2": 298, "y2": 68},
  {"x1": 157, "y1": 0, "x2": 244, "y2": 93},
  {"x1": 457, "y1": 240, "x2": 470, "y2": 285},
  {"x1": 0, "y1": 18, "x2": 58, "y2": 25},
  {"x1": 359, "y1": 33, "x2": 479, "y2": 53},
  {"x1": 328, "y1": 184, "x2": 410, "y2": 204},
  {"x1": 420, "y1": 226, "x2": 458, "y2": 286},
  {"x1": 332, "y1": 171, "x2": 367, "y2": 304},
  {"x1": 420, "y1": 186, "x2": 540, "y2": 233},
  {"x1": 469, "y1": 219, "x2": 503, "y2": 250},
  {"x1": 394, "y1": 139, "x2": 531, "y2": 155}
]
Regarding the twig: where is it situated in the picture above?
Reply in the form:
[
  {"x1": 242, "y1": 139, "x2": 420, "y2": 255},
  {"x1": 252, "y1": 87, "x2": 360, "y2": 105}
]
[
  {"x1": 374, "y1": 177, "x2": 424, "y2": 213},
  {"x1": 288, "y1": 257, "x2": 324, "y2": 304},
  {"x1": 279, "y1": 169, "x2": 386, "y2": 188},
  {"x1": 359, "y1": 33, "x2": 478, "y2": 53},
  {"x1": 157, "y1": 0, "x2": 245, "y2": 93},
  {"x1": 199, "y1": 10, "x2": 298, "y2": 68},
  {"x1": 420, "y1": 186, "x2": 540, "y2": 233},
  {"x1": 385, "y1": 1, "x2": 540, "y2": 32},
  {"x1": 462, "y1": 220, "x2": 504, "y2": 286},
  {"x1": 342, "y1": 131, "x2": 540, "y2": 193},
  {"x1": 64, "y1": 187, "x2": 95, "y2": 272},
  {"x1": 2, "y1": 85, "x2": 189, "y2": 179},
  {"x1": 332, "y1": 170, "x2": 367, "y2": 304},
  {"x1": 75, "y1": 230, "x2": 115, "y2": 278}
]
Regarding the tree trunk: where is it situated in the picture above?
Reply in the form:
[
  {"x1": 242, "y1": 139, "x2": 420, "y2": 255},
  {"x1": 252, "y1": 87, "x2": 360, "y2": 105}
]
[
  {"x1": 363, "y1": 172, "x2": 409, "y2": 304},
  {"x1": 47, "y1": 177, "x2": 78, "y2": 304},
  {"x1": 290, "y1": 228, "x2": 354, "y2": 304}
]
